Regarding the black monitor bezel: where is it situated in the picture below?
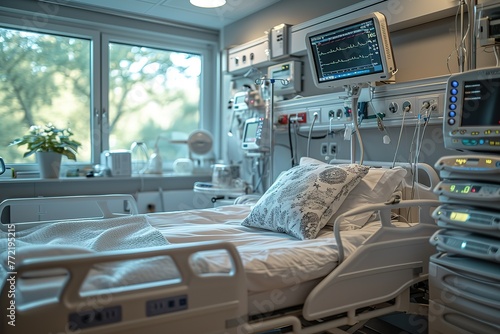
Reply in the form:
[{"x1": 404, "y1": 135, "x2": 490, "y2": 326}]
[{"x1": 305, "y1": 12, "x2": 396, "y2": 89}]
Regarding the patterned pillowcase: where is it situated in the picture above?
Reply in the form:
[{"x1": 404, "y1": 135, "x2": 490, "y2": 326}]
[
  {"x1": 241, "y1": 163, "x2": 369, "y2": 240},
  {"x1": 299, "y1": 158, "x2": 408, "y2": 229}
]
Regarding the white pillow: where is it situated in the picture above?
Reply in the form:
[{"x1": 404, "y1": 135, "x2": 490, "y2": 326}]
[
  {"x1": 241, "y1": 161, "x2": 369, "y2": 240},
  {"x1": 326, "y1": 166, "x2": 407, "y2": 228}
]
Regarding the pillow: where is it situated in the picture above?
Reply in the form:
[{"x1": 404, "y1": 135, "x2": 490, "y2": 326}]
[
  {"x1": 241, "y1": 161, "x2": 369, "y2": 240},
  {"x1": 325, "y1": 164, "x2": 407, "y2": 228}
]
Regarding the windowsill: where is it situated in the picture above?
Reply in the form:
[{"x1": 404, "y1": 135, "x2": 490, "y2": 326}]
[
  {"x1": 0, "y1": 172, "x2": 210, "y2": 182},
  {"x1": 0, "y1": 172, "x2": 212, "y2": 203}
]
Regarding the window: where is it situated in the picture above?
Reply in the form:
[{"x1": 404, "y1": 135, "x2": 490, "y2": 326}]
[
  {"x1": 107, "y1": 42, "x2": 201, "y2": 167},
  {"x1": 0, "y1": 27, "x2": 92, "y2": 163},
  {"x1": 0, "y1": 11, "x2": 211, "y2": 174}
]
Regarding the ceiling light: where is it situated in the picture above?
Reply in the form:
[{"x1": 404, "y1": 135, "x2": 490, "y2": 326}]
[{"x1": 190, "y1": 0, "x2": 226, "y2": 8}]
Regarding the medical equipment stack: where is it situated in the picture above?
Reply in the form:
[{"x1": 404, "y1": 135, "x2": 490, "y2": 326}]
[{"x1": 427, "y1": 67, "x2": 500, "y2": 334}]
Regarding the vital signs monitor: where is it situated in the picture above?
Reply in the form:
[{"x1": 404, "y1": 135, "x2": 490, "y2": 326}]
[
  {"x1": 305, "y1": 12, "x2": 396, "y2": 89},
  {"x1": 443, "y1": 66, "x2": 500, "y2": 152}
]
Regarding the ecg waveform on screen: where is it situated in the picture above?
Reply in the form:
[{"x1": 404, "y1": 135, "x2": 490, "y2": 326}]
[{"x1": 316, "y1": 31, "x2": 377, "y2": 74}]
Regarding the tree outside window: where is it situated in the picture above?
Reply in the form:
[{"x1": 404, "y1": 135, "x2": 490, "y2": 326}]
[{"x1": 0, "y1": 27, "x2": 201, "y2": 169}]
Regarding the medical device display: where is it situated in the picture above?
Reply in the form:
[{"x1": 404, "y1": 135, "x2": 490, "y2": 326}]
[
  {"x1": 434, "y1": 179, "x2": 500, "y2": 210},
  {"x1": 432, "y1": 204, "x2": 500, "y2": 237},
  {"x1": 267, "y1": 61, "x2": 301, "y2": 95},
  {"x1": 434, "y1": 154, "x2": 500, "y2": 182},
  {"x1": 443, "y1": 67, "x2": 500, "y2": 152},
  {"x1": 430, "y1": 229, "x2": 500, "y2": 262},
  {"x1": 241, "y1": 117, "x2": 264, "y2": 151},
  {"x1": 232, "y1": 91, "x2": 249, "y2": 112},
  {"x1": 305, "y1": 12, "x2": 396, "y2": 89}
]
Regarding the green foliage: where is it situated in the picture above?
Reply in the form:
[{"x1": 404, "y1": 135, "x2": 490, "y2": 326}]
[
  {"x1": 1, "y1": 28, "x2": 200, "y2": 164},
  {"x1": 9, "y1": 124, "x2": 82, "y2": 161}
]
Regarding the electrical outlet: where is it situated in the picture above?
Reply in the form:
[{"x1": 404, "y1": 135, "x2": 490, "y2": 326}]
[
  {"x1": 329, "y1": 142, "x2": 337, "y2": 157},
  {"x1": 321, "y1": 142, "x2": 328, "y2": 155},
  {"x1": 297, "y1": 112, "x2": 307, "y2": 123}
]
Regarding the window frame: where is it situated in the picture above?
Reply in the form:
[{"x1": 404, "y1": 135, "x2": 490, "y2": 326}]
[{"x1": 0, "y1": 5, "x2": 220, "y2": 172}]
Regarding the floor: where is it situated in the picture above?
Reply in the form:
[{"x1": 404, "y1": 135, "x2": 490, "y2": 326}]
[{"x1": 347, "y1": 313, "x2": 428, "y2": 334}]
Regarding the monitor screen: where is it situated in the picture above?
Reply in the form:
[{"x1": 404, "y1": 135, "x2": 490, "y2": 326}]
[
  {"x1": 243, "y1": 122, "x2": 259, "y2": 143},
  {"x1": 305, "y1": 12, "x2": 396, "y2": 89},
  {"x1": 241, "y1": 118, "x2": 263, "y2": 150},
  {"x1": 460, "y1": 78, "x2": 500, "y2": 126},
  {"x1": 443, "y1": 67, "x2": 500, "y2": 152}
]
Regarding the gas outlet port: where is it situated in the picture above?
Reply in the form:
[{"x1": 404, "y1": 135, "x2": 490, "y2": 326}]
[
  {"x1": 388, "y1": 102, "x2": 398, "y2": 113},
  {"x1": 402, "y1": 100, "x2": 412, "y2": 113}
]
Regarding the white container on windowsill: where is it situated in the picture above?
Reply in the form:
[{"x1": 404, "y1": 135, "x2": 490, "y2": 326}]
[{"x1": 37, "y1": 151, "x2": 62, "y2": 178}]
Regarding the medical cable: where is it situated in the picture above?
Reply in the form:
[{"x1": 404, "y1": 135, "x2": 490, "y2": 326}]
[
  {"x1": 351, "y1": 96, "x2": 364, "y2": 164},
  {"x1": 412, "y1": 111, "x2": 432, "y2": 198},
  {"x1": 287, "y1": 119, "x2": 295, "y2": 167},
  {"x1": 293, "y1": 122, "x2": 299, "y2": 167},
  {"x1": 296, "y1": 132, "x2": 327, "y2": 139},
  {"x1": 306, "y1": 112, "x2": 319, "y2": 157},
  {"x1": 447, "y1": 0, "x2": 470, "y2": 72},
  {"x1": 391, "y1": 106, "x2": 408, "y2": 168},
  {"x1": 253, "y1": 155, "x2": 269, "y2": 193},
  {"x1": 495, "y1": 45, "x2": 500, "y2": 66},
  {"x1": 370, "y1": 100, "x2": 392, "y2": 142},
  {"x1": 333, "y1": 216, "x2": 346, "y2": 264}
]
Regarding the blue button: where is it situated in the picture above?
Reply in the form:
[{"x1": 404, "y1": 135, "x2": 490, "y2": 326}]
[
  {"x1": 448, "y1": 118, "x2": 455, "y2": 125},
  {"x1": 449, "y1": 111, "x2": 456, "y2": 117},
  {"x1": 451, "y1": 80, "x2": 459, "y2": 88},
  {"x1": 451, "y1": 88, "x2": 458, "y2": 95},
  {"x1": 450, "y1": 96, "x2": 457, "y2": 103},
  {"x1": 479, "y1": 139, "x2": 485, "y2": 145},
  {"x1": 449, "y1": 104, "x2": 457, "y2": 110}
]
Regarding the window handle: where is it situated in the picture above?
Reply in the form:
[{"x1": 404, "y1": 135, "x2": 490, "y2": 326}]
[{"x1": 94, "y1": 107, "x2": 100, "y2": 125}]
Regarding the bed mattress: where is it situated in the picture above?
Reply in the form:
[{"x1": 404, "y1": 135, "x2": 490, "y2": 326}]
[
  {"x1": 0, "y1": 205, "x2": 380, "y2": 308},
  {"x1": 147, "y1": 204, "x2": 380, "y2": 292}
]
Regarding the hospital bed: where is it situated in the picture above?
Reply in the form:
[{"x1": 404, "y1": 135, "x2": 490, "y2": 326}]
[{"x1": 0, "y1": 161, "x2": 440, "y2": 334}]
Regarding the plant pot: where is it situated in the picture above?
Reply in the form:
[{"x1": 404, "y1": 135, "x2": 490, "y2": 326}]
[{"x1": 37, "y1": 151, "x2": 62, "y2": 178}]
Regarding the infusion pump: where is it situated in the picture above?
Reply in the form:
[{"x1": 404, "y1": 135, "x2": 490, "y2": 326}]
[{"x1": 241, "y1": 117, "x2": 269, "y2": 155}]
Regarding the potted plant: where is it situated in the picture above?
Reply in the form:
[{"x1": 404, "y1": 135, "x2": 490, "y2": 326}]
[{"x1": 9, "y1": 123, "x2": 82, "y2": 178}]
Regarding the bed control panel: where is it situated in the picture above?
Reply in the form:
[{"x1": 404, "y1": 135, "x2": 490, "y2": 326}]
[
  {"x1": 68, "y1": 305, "x2": 122, "y2": 330},
  {"x1": 146, "y1": 294, "x2": 188, "y2": 317}
]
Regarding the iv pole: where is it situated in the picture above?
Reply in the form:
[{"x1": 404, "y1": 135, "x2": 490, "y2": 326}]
[{"x1": 254, "y1": 77, "x2": 289, "y2": 190}]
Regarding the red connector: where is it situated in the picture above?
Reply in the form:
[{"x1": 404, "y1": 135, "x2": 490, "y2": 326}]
[{"x1": 277, "y1": 114, "x2": 288, "y2": 125}]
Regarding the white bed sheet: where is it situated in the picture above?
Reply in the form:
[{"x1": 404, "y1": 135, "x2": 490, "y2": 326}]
[
  {"x1": 1, "y1": 204, "x2": 381, "y2": 306},
  {"x1": 147, "y1": 204, "x2": 380, "y2": 292}
]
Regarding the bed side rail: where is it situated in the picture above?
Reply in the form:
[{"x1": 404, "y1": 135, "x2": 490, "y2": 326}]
[
  {"x1": 0, "y1": 194, "x2": 138, "y2": 228},
  {"x1": 334, "y1": 199, "x2": 440, "y2": 263},
  {"x1": 329, "y1": 160, "x2": 440, "y2": 189},
  {"x1": 302, "y1": 199, "x2": 440, "y2": 321},
  {"x1": 1, "y1": 241, "x2": 248, "y2": 334}
]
